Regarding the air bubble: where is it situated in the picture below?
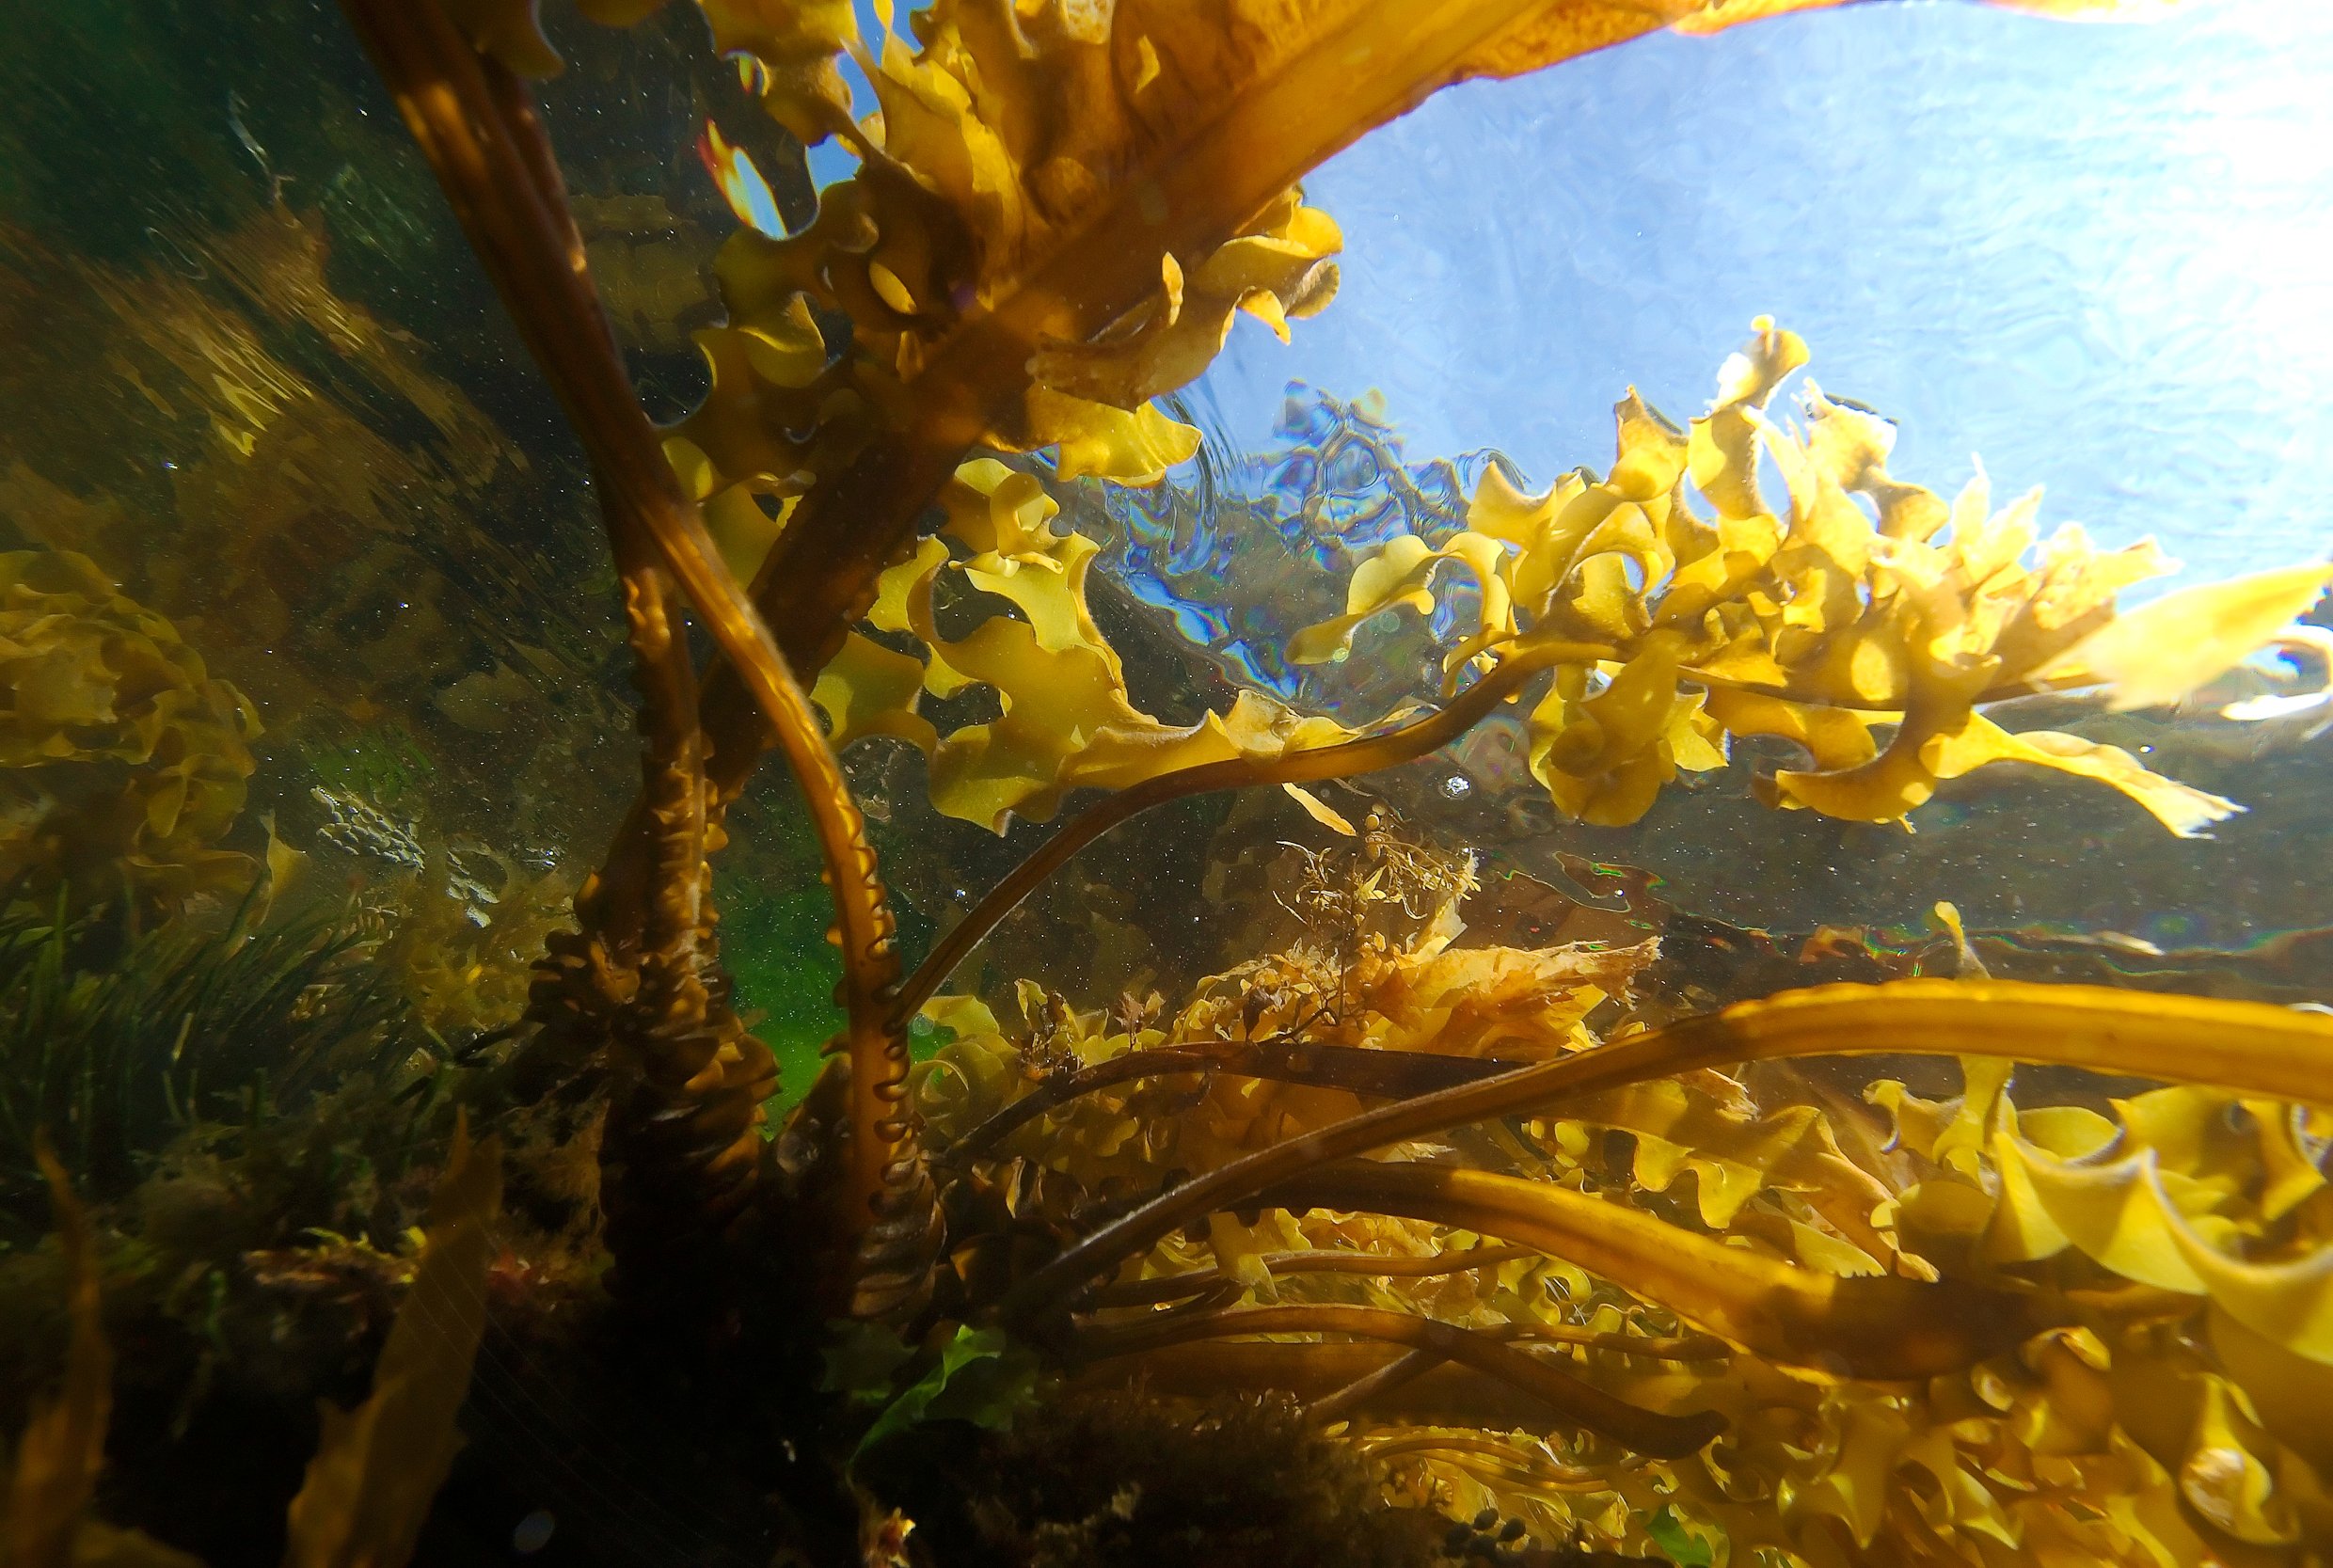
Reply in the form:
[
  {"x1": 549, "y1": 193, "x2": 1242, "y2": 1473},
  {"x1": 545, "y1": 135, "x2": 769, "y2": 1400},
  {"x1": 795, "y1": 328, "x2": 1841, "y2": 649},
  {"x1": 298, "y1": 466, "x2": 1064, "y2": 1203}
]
[{"x1": 512, "y1": 1511, "x2": 556, "y2": 1554}]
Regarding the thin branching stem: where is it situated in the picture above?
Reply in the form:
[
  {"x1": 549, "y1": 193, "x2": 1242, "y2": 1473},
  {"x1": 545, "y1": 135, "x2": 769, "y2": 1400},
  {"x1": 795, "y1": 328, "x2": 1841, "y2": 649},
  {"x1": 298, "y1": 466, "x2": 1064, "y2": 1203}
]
[
  {"x1": 939, "y1": 1039, "x2": 1528, "y2": 1164},
  {"x1": 1304, "y1": 1348, "x2": 1446, "y2": 1428}
]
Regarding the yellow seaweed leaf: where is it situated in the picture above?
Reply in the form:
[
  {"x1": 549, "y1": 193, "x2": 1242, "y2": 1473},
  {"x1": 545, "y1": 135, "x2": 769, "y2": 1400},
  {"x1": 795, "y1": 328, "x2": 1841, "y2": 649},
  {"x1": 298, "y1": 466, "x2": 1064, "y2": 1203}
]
[
  {"x1": 695, "y1": 4, "x2": 2028, "y2": 770},
  {"x1": 819, "y1": 460, "x2": 1358, "y2": 831},
  {"x1": 2037, "y1": 560, "x2": 2333, "y2": 711},
  {"x1": 1763, "y1": 643, "x2": 1997, "y2": 824},
  {"x1": 702, "y1": 483, "x2": 791, "y2": 586},
  {"x1": 2179, "y1": 1375, "x2": 2296, "y2": 1546},
  {"x1": 1039, "y1": 397, "x2": 1205, "y2": 485},
  {"x1": 1562, "y1": 1079, "x2": 1888, "y2": 1237},
  {"x1": 1281, "y1": 783, "x2": 1357, "y2": 835},
  {"x1": 282, "y1": 1123, "x2": 503, "y2": 1568},
  {"x1": 1029, "y1": 195, "x2": 1344, "y2": 412},
  {"x1": 812, "y1": 631, "x2": 938, "y2": 752},
  {"x1": 1288, "y1": 534, "x2": 1474, "y2": 667},
  {"x1": 699, "y1": 0, "x2": 859, "y2": 144},
  {"x1": 1285, "y1": 320, "x2": 2274, "y2": 832},
  {"x1": 1931, "y1": 716, "x2": 2243, "y2": 837},
  {"x1": 1528, "y1": 638, "x2": 1724, "y2": 827},
  {"x1": 0, "y1": 550, "x2": 262, "y2": 911},
  {"x1": 1700, "y1": 688, "x2": 1877, "y2": 772},
  {"x1": 2015, "y1": 1138, "x2": 2333, "y2": 1365}
]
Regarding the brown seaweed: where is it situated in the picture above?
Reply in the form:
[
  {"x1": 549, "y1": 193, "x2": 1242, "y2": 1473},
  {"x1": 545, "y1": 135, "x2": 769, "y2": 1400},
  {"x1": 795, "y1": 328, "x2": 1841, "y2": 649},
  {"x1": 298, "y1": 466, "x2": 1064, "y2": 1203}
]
[
  {"x1": 284, "y1": 1, "x2": 2333, "y2": 1563},
  {"x1": 279, "y1": 1120, "x2": 502, "y2": 1568},
  {"x1": 1, "y1": 1141, "x2": 202, "y2": 1568}
]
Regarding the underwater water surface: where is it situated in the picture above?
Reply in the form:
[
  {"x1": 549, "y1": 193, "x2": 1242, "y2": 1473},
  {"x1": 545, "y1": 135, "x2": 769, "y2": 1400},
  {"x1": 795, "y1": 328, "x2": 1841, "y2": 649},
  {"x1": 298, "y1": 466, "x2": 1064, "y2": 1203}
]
[
  {"x1": 1195, "y1": 0, "x2": 2333, "y2": 584},
  {"x1": 1, "y1": 3, "x2": 2332, "y2": 1568}
]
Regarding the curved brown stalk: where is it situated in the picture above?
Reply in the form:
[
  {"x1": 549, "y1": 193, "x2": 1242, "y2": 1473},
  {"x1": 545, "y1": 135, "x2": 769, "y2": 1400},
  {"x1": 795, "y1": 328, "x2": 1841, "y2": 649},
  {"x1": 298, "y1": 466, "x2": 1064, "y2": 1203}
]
[
  {"x1": 998, "y1": 979, "x2": 2333, "y2": 1326},
  {"x1": 1306, "y1": 1349, "x2": 1445, "y2": 1428},
  {"x1": 582, "y1": 501, "x2": 793, "y2": 1292},
  {"x1": 1072, "y1": 1305, "x2": 1725, "y2": 1459},
  {"x1": 339, "y1": 0, "x2": 917, "y2": 1293},
  {"x1": 1098, "y1": 1274, "x2": 1723, "y2": 1360},
  {"x1": 1260, "y1": 1161, "x2": 2025, "y2": 1379},
  {"x1": 1090, "y1": 1245, "x2": 1533, "y2": 1308},
  {"x1": 943, "y1": 1039, "x2": 1530, "y2": 1163},
  {"x1": 898, "y1": 641, "x2": 1604, "y2": 1018},
  {"x1": 1089, "y1": 1339, "x2": 1608, "y2": 1429},
  {"x1": 1305, "y1": 1316, "x2": 1726, "y2": 1432}
]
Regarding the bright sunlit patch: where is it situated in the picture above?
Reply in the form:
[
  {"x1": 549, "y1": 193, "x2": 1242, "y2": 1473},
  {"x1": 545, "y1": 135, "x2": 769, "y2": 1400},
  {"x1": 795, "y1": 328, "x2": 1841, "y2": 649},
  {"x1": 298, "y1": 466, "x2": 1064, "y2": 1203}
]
[{"x1": 697, "y1": 119, "x2": 786, "y2": 237}]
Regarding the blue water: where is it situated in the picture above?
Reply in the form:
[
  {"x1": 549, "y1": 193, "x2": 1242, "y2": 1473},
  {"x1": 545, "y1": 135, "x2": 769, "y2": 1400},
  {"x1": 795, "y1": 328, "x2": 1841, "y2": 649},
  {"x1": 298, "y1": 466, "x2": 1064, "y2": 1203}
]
[{"x1": 1192, "y1": 0, "x2": 2333, "y2": 589}]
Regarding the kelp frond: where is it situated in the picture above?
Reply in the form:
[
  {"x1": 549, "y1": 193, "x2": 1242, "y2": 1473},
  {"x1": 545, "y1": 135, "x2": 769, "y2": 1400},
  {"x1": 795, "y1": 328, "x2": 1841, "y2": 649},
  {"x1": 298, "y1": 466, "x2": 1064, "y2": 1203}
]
[
  {"x1": 922, "y1": 937, "x2": 2333, "y2": 1561},
  {"x1": 281, "y1": 1119, "x2": 502, "y2": 1568},
  {"x1": 1284, "y1": 320, "x2": 2318, "y2": 833},
  {"x1": 826, "y1": 319, "x2": 2333, "y2": 1016},
  {"x1": 811, "y1": 319, "x2": 2333, "y2": 854},
  {"x1": 1001, "y1": 979, "x2": 2333, "y2": 1322},
  {"x1": 577, "y1": 1, "x2": 2123, "y2": 896}
]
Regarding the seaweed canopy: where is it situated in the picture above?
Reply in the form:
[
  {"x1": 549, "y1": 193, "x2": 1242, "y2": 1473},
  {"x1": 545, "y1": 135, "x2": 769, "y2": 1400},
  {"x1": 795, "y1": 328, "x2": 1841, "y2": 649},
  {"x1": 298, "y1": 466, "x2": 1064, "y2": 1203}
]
[
  {"x1": 374, "y1": 0, "x2": 2238, "y2": 1291},
  {"x1": 325, "y1": 0, "x2": 2333, "y2": 1561},
  {"x1": 916, "y1": 858, "x2": 2333, "y2": 1565},
  {"x1": 0, "y1": 551, "x2": 260, "y2": 911},
  {"x1": 568, "y1": 0, "x2": 2159, "y2": 832},
  {"x1": 1286, "y1": 319, "x2": 2330, "y2": 832},
  {"x1": 811, "y1": 321, "x2": 2332, "y2": 878}
]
